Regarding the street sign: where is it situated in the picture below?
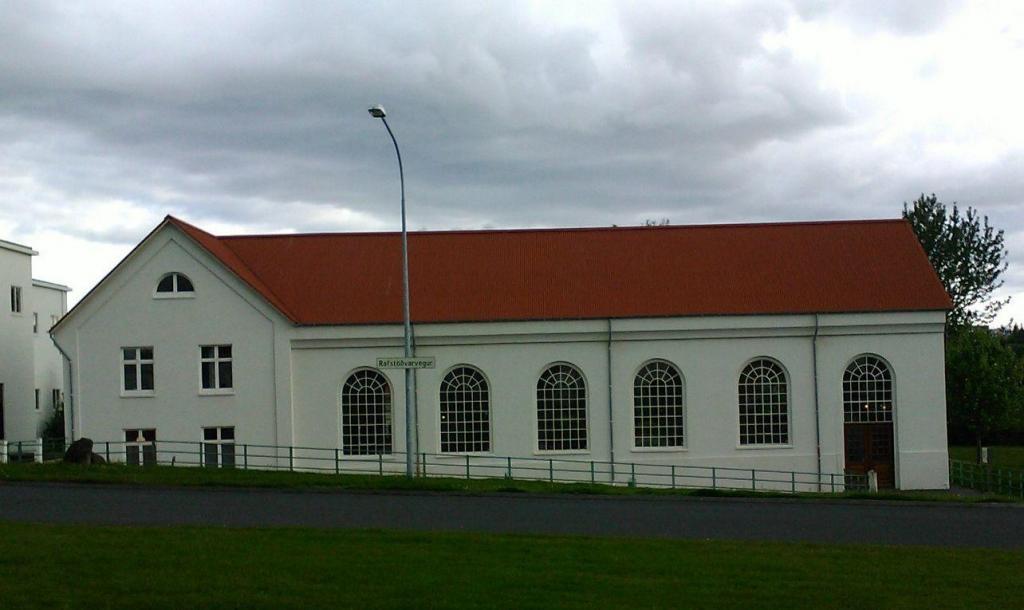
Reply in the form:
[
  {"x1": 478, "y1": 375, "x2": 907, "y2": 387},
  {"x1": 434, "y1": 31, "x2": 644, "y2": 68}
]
[{"x1": 376, "y1": 356, "x2": 436, "y2": 369}]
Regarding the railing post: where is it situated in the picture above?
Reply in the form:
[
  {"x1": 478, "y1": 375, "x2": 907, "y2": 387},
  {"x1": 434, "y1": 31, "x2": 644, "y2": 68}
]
[
  {"x1": 35, "y1": 438, "x2": 43, "y2": 463},
  {"x1": 506, "y1": 456, "x2": 512, "y2": 480},
  {"x1": 791, "y1": 471, "x2": 796, "y2": 494},
  {"x1": 17, "y1": 441, "x2": 23, "y2": 463},
  {"x1": 629, "y1": 462, "x2": 636, "y2": 488},
  {"x1": 421, "y1": 452, "x2": 427, "y2": 476},
  {"x1": 465, "y1": 454, "x2": 470, "y2": 480},
  {"x1": 334, "y1": 448, "x2": 340, "y2": 475},
  {"x1": 549, "y1": 459, "x2": 554, "y2": 483},
  {"x1": 831, "y1": 473, "x2": 836, "y2": 493},
  {"x1": 243, "y1": 444, "x2": 248, "y2": 470},
  {"x1": 289, "y1": 446, "x2": 294, "y2": 472},
  {"x1": 751, "y1": 469, "x2": 756, "y2": 491},
  {"x1": 671, "y1": 465, "x2": 676, "y2": 489},
  {"x1": 711, "y1": 467, "x2": 716, "y2": 490},
  {"x1": 105, "y1": 441, "x2": 110, "y2": 463},
  {"x1": 379, "y1": 453, "x2": 384, "y2": 476},
  {"x1": 590, "y1": 460, "x2": 595, "y2": 484}
]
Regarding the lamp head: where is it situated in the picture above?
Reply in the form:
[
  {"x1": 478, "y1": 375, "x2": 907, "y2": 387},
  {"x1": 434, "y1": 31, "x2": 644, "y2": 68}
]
[{"x1": 368, "y1": 105, "x2": 387, "y2": 119}]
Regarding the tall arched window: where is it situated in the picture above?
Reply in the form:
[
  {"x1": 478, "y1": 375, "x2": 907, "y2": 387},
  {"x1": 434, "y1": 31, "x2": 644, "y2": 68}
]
[
  {"x1": 156, "y1": 272, "x2": 194, "y2": 294},
  {"x1": 843, "y1": 355, "x2": 893, "y2": 423},
  {"x1": 633, "y1": 360, "x2": 685, "y2": 448},
  {"x1": 738, "y1": 358, "x2": 789, "y2": 445},
  {"x1": 440, "y1": 366, "x2": 490, "y2": 453},
  {"x1": 341, "y1": 369, "x2": 393, "y2": 455},
  {"x1": 536, "y1": 363, "x2": 588, "y2": 451}
]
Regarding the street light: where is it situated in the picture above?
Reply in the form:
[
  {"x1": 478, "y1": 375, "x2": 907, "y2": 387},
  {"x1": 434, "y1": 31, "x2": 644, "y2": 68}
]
[{"x1": 368, "y1": 105, "x2": 416, "y2": 478}]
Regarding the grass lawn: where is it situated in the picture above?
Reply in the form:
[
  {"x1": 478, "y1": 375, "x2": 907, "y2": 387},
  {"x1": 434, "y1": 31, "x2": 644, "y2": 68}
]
[
  {"x1": 0, "y1": 462, "x2": 1014, "y2": 503},
  {"x1": 950, "y1": 445, "x2": 1024, "y2": 469},
  {"x1": 0, "y1": 523, "x2": 1020, "y2": 609}
]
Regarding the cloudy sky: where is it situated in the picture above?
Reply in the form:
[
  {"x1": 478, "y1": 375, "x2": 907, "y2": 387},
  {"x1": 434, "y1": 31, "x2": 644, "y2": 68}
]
[{"x1": 2, "y1": 0, "x2": 1022, "y2": 323}]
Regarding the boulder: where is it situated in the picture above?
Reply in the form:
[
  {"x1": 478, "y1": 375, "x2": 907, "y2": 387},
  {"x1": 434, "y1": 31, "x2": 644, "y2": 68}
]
[
  {"x1": 63, "y1": 438, "x2": 94, "y2": 464},
  {"x1": 89, "y1": 452, "x2": 106, "y2": 464}
]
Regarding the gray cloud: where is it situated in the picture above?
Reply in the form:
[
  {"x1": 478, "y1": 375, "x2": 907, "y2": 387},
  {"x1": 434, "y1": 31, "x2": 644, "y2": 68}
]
[{"x1": 1, "y1": 0, "x2": 1022, "y2": 310}]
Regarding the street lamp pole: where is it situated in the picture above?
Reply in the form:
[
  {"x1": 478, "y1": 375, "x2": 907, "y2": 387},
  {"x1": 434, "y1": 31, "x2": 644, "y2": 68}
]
[{"x1": 369, "y1": 105, "x2": 415, "y2": 478}]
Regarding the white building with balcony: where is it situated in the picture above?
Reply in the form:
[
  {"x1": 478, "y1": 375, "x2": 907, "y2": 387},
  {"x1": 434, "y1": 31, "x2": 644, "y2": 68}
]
[{"x1": 52, "y1": 216, "x2": 951, "y2": 489}]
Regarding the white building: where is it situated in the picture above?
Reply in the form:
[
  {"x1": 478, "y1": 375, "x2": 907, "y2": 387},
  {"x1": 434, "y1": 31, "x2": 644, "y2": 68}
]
[
  {"x1": 52, "y1": 216, "x2": 951, "y2": 489},
  {"x1": 0, "y1": 239, "x2": 70, "y2": 443}
]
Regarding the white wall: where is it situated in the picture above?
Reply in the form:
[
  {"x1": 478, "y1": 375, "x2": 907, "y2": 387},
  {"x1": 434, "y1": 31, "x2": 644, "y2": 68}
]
[
  {"x1": 53, "y1": 229, "x2": 282, "y2": 462},
  {"x1": 31, "y1": 282, "x2": 68, "y2": 437},
  {"x1": 53, "y1": 222, "x2": 950, "y2": 489},
  {"x1": 0, "y1": 244, "x2": 36, "y2": 441}
]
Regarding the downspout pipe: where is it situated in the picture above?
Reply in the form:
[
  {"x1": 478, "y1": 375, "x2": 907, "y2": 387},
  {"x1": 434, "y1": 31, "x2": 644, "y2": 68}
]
[
  {"x1": 50, "y1": 334, "x2": 75, "y2": 441},
  {"x1": 812, "y1": 314, "x2": 822, "y2": 491},
  {"x1": 607, "y1": 319, "x2": 615, "y2": 482}
]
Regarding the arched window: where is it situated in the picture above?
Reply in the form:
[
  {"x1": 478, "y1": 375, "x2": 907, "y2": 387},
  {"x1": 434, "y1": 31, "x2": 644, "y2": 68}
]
[
  {"x1": 633, "y1": 360, "x2": 685, "y2": 448},
  {"x1": 844, "y1": 355, "x2": 893, "y2": 423},
  {"x1": 738, "y1": 358, "x2": 789, "y2": 445},
  {"x1": 536, "y1": 363, "x2": 588, "y2": 451},
  {"x1": 156, "y1": 272, "x2": 194, "y2": 294},
  {"x1": 440, "y1": 366, "x2": 490, "y2": 453},
  {"x1": 340, "y1": 369, "x2": 392, "y2": 455}
]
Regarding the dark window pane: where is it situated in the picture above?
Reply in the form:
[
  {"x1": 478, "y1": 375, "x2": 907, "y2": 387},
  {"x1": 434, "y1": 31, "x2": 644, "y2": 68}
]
[
  {"x1": 221, "y1": 427, "x2": 235, "y2": 440},
  {"x1": 123, "y1": 365, "x2": 137, "y2": 391},
  {"x1": 203, "y1": 428, "x2": 217, "y2": 440},
  {"x1": 222, "y1": 444, "x2": 236, "y2": 468},
  {"x1": 204, "y1": 443, "x2": 218, "y2": 467},
  {"x1": 143, "y1": 429, "x2": 156, "y2": 442},
  {"x1": 125, "y1": 430, "x2": 137, "y2": 442},
  {"x1": 140, "y1": 347, "x2": 153, "y2": 360},
  {"x1": 201, "y1": 346, "x2": 214, "y2": 359},
  {"x1": 176, "y1": 275, "x2": 194, "y2": 292},
  {"x1": 126, "y1": 445, "x2": 140, "y2": 466},
  {"x1": 218, "y1": 362, "x2": 233, "y2": 388},
  {"x1": 140, "y1": 364, "x2": 154, "y2": 390},
  {"x1": 218, "y1": 345, "x2": 231, "y2": 358},
  {"x1": 157, "y1": 275, "x2": 174, "y2": 292},
  {"x1": 201, "y1": 362, "x2": 214, "y2": 389},
  {"x1": 142, "y1": 444, "x2": 157, "y2": 466},
  {"x1": 123, "y1": 348, "x2": 135, "y2": 360}
]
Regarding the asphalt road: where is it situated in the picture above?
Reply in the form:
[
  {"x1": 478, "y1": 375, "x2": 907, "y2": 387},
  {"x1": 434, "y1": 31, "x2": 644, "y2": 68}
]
[{"x1": 1, "y1": 482, "x2": 1021, "y2": 548}]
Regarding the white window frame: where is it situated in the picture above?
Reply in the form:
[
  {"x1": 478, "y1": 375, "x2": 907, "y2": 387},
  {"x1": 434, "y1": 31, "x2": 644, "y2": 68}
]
[
  {"x1": 120, "y1": 346, "x2": 155, "y2": 397},
  {"x1": 439, "y1": 365, "x2": 492, "y2": 455},
  {"x1": 10, "y1": 285, "x2": 22, "y2": 314},
  {"x1": 154, "y1": 272, "x2": 196, "y2": 299},
  {"x1": 201, "y1": 426, "x2": 236, "y2": 468},
  {"x1": 737, "y1": 357, "x2": 792, "y2": 448},
  {"x1": 632, "y1": 360, "x2": 687, "y2": 451},
  {"x1": 124, "y1": 428, "x2": 157, "y2": 466},
  {"x1": 340, "y1": 368, "x2": 393, "y2": 457},
  {"x1": 199, "y1": 344, "x2": 234, "y2": 395},
  {"x1": 534, "y1": 363, "x2": 589, "y2": 454},
  {"x1": 843, "y1": 355, "x2": 895, "y2": 424}
]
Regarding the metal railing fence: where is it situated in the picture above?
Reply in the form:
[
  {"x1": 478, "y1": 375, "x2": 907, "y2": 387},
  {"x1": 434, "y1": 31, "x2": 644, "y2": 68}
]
[
  {"x1": 1, "y1": 437, "x2": 866, "y2": 494},
  {"x1": 949, "y1": 459, "x2": 1024, "y2": 499}
]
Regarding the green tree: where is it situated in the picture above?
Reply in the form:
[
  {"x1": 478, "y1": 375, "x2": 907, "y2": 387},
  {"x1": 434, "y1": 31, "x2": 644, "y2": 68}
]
[
  {"x1": 945, "y1": 326, "x2": 1024, "y2": 461},
  {"x1": 903, "y1": 194, "x2": 1009, "y2": 327}
]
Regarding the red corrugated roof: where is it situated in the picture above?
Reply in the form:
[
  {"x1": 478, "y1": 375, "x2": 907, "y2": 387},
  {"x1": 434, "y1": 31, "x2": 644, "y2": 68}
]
[{"x1": 168, "y1": 216, "x2": 951, "y2": 325}]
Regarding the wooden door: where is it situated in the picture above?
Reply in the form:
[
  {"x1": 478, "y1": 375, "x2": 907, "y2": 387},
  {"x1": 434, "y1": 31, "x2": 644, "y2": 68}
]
[{"x1": 844, "y1": 423, "x2": 895, "y2": 488}]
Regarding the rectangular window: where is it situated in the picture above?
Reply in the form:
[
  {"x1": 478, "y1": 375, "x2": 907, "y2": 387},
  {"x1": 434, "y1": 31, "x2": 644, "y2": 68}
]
[
  {"x1": 202, "y1": 426, "x2": 236, "y2": 468},
  {"x1": 34, "y1": 389, "x2": 40, "y2": 411},
  {"x1": 122, "y1": 347, "x2": 154, "y2": 394},
  {"x1": 200, "y1": 345, "x2": 233, "y2": 392},
  {"x1": 33, "y1": 312, "x2": 38, "y2": 333},
  {"x1": 124, "y1": 429, "x2": 157, "y2": 466},
  {"x1": 10, "y1": 286, "x2": 22, "y2": 313}
]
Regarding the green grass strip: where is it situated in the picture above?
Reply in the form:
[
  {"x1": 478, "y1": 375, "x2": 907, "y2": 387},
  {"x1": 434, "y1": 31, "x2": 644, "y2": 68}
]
[{"x1": 0, "y1": 523, "x2": 1021, "y2": 609}]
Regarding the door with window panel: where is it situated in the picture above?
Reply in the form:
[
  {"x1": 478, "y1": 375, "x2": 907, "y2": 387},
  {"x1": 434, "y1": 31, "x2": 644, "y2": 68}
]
[
  {"x1": 843, "y1": 356, "x2": 896, "y2": 488},
  {"x1": 202, "y1": 427, "x2": 236, "y2": 468}
]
